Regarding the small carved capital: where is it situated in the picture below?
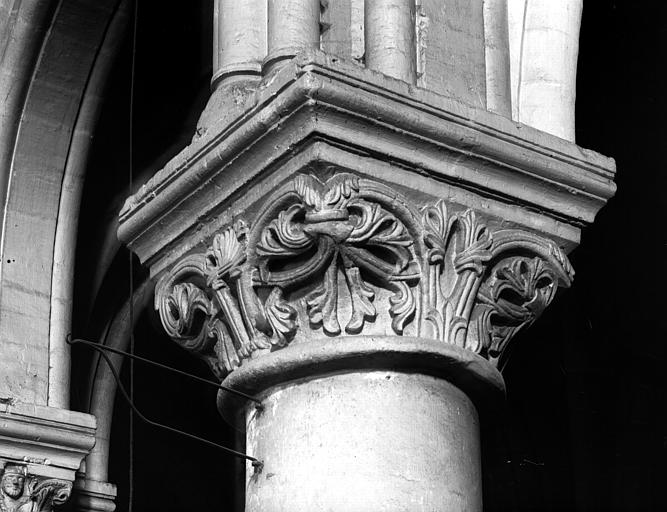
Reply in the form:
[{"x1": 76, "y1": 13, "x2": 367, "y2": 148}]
[
  {"x1": 0, "y1": 464, "x2": 72, "y2": 512},
  {"x1": 155, "y1": 173, "x2": 573, "y2": 377}
]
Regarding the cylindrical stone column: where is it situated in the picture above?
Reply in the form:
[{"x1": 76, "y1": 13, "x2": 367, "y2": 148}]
[
  {"x1": 364, "y1": 0, "x2": 417, "y2": 84},
  {"x1": 264, "y1": 0, "x2": 321, "y2": 75},
  {"x1": 508, "y1": 0, "x2": 583, "y2": 141},
  {"x1": 212, "y1": 0, "x2": 267, "y2": 89},
  {"x1": 151, "y1": 173, "x2": 576, "y2": 512},
  {"x1": 483, "y1": 0, "x2": 512, "y2": 117},
  {"x1": 73, "y1": 478, "x2": 117, "y2": 512},
  {"x1": 220, "y1": 337, "x2": 504, "y2": 512}
]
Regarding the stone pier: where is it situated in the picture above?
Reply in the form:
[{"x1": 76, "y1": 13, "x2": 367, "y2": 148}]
[{"x1": 118, "y1": 1, "x2": 615, "y2": 510}]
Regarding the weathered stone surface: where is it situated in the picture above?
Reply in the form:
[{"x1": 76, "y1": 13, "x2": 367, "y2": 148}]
[
  {"x1": 0, "y1": 0, "x2": 122, "y2": 407},
  {"x1": 217, "y1": 337, "x2": 505, "y2": 415},
  {"x1": 119, "y1": 50, "x2": 615, "y2": 278},
  {"x1": 0, "y1": 402, "x2": 96, "y2": 482},
  {"x1": 153, "y1": 172, "x2": 574, "y2": 378},
  {"x1": 265, "y1": 0, "x2": 320, "y2": 75},
  {"x1": 365, "y1": 0, "x2": 417, "y2": 83},
  {"x1": 0, "y1": 463, "x2": 72, "y2": 512},
  {"x1": 320, "y1": 0, "x2": 364, "y2": 63},
  {"x1": 0, "y1": 402, "x2": 95, "y2": 511},
  {"x1": 116, "y1": 5, "x2": 615, "y2": 512},
  {"x1": 418, "y1": 0, "x2": 486, "y2": 107},
  {"x1": 0, "y1": 1, "x2": 618, "y2": 510},
  {"x1": 483, "y1": 0, "x2": 511, "y2": 116},
  {"x1": 72, "y1": 478, "x2": 117, "y2": 512},
  {"x1": 508, "y1": 0, "x2": 583, "y2": 141},
  {"x1": 244, "y1": 371, "x2": 481, "y2": 512},
  {"x1": 213, "y1": 0, "x2": 266, "y2": 87}
]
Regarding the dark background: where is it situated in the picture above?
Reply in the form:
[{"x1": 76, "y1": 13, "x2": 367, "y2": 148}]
[
  {"x1": 72, "y1": 2, "x2": 666, "y2": 510},
  {"x1": 484, "y1": 3, "x2": 666, "y2": 511}
]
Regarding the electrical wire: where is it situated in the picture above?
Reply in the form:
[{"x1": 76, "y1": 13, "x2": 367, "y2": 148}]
[
  {"x1": 67, "y1": 336, "x2": 263, "y2": 467},
  {"x1": 68, "y1": 336, "x2": 261, "y2": 405},
  {"x1": 128, "y1": 1, "x2": 139, "y2": 508}
]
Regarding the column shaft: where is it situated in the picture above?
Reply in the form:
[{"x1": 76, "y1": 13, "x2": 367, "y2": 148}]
[
  {"x1": 508, "y1": 0, "x2": 583, "y2": 141},
  {"x1": 244, "y1": 371, "x2": 482, "y2": 512},
  {"x1": 213, "y1": 0, "x2": 267, "y2": 88},
  {"x1": 416, "y1": 0, "x2": 486, "y2": 108},
  {"x1": 364, "y1": 0, "x2": 417, "y2": 83},
  {"x1": 265, "y1": 0, "x2": 321, "y2": 74},
  {"x1": 120, "y1": 4, "x2": 615, "y2": 510},
  {"x1": 73, "y1": 478, "x2": 117, "y2": 512},
  {"x1": 483, "y1": 0, "x2": 511, "y2": 116},
  {"x1": 320, "y1": 0, "x2": 365, "y2": 63}
]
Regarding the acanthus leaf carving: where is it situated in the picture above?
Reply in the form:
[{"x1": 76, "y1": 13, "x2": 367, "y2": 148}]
[
  {"x1": 342, "y1": 265, "x2": 376, "y2": 334},
  {"x1": 305, "y1": 261, "x2": 340, "y2": 334},
  {"x1": 257, "y1": 205, "x2": 311, "y2": 258},
  {"x1": 156, "y1": 254, "x2": 216, "y2": 362},
  {"x1": 422, "y1": 199, "x2": 455, "y2": 265},
  {"x1": 155, "y1": 173, "x2": 574, "y2": 377},
  {"x1": 155, "y1": 227, "x2": 255, "y2": 379},
  {"x1": 165, "y1": 282, "x2": 211, "y2": 343},
  {"x1": 264, "y1": 288, "x2": 297, "y2": 346},
  {"x1": 209, "y1": 319, "x2": 240, "y2": 375},
  {"x1": 258, "y1": 174, "x2": 418, "y2": 337},
  {"x1": 421, "y1": 202, "x2": 493, "y2": 346},
  {"x1": 453, "y1": 209, "x2": 493, "y2": 275},
  {"x1": 471, "y1": 255, "x2": 563, "y2": 367},
  {"x1": 388, "y1": 280, "x2": 416, "y2": 334},
  {"x1": 206, "y1": 225, "x2": 246, "y2": 288},
  {"x1": 27, "y1": 479, "x2": 71, "y2": 512}
]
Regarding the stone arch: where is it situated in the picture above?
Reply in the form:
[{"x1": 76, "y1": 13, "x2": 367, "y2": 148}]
[{"x1": 0, "y1": 0, "x2": 128, "y2": 408}]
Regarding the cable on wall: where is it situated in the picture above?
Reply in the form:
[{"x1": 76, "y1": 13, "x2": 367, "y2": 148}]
[
  {"x1": 69, "y1": 336, "x2": 262, "y2": 405},
  {"x1": 66, "y1": 336, "x2": 263, "y2": 468}
]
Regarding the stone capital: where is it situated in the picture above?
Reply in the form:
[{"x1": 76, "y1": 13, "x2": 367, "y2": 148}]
[
  {"x1": 118, "y1": 50, "x2": 614, "y2": 409},
  {"x1": 118, "y1": 39, "x2": 614, "y2": 512},
  {"x1": 0, "y1": 463, "x2": 72, "y2": 512},
  {"x1": 154, "y1": 172, "x2": 573, "y2": 391},
  {"x1": 0, "y1": 402, "x2": 96, "y2": 511},
  {"x1": 119, "y1": 51, "x2": 615, "y2": 275}
]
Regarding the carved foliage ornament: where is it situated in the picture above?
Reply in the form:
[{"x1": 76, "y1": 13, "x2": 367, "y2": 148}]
[
  {"x1": 156, "y1": 173, "x2": 573, "y2": 376},
  {"x1": 0, "y1": 465, "x2": 71, "y2": 512}
]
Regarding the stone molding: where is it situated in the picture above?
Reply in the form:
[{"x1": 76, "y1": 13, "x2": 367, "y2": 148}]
[
  {"x1": 0, "y1": 402, "x2": 96, "y2": 483},
  {"x1": 216, "y1": 335, "x2": 506, "y2": 419},
  {"x1": 118, "y1": 51, "x2": 615, "y2": 276},
  {"x1": 72, "y1": 478, "x2": 116, "y2": 512},
  {"x1": 155, "y1": 173, "x2": 573, "y2": 380}
]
